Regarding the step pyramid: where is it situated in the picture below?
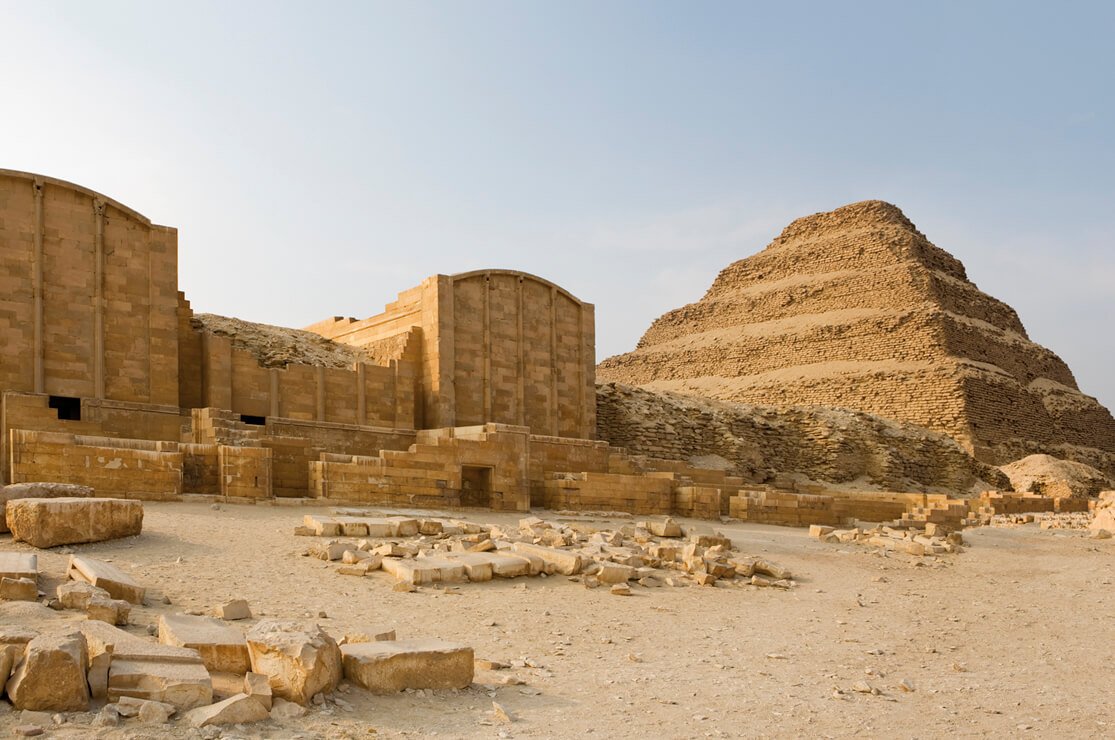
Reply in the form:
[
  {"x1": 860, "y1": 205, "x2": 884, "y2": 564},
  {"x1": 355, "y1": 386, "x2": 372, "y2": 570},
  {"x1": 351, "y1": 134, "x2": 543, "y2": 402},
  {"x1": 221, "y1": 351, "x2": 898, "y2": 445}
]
[{"x1": 598, "y1": 200, "x2": 1115, "y2": 474}]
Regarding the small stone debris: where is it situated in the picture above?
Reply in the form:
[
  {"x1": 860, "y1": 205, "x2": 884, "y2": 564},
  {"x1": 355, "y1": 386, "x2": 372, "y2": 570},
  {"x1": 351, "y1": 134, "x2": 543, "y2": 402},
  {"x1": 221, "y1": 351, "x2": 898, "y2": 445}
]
[
  {"x1": 214, "y1": 598, "x2": 252, "y2": 620},
  {"x1": 810, "y1": 523, "x2": 961, "y2": 557},
  {"x1": 492, "y1": 701, "x2": 514, "y2": 723}
]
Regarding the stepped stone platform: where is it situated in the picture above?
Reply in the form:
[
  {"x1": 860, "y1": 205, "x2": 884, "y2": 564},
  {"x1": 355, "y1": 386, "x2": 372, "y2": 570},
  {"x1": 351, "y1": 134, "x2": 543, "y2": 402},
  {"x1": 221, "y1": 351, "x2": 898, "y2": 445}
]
[{"x1": 598, "y1": 200, "x2": 1115, "y2": 476}]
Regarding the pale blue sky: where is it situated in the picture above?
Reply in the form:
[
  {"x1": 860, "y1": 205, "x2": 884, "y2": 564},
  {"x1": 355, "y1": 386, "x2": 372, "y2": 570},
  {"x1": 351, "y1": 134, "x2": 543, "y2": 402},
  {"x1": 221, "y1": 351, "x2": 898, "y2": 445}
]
[{"x1": 2, "y1": 2, "x2": 1113, "y2": 408}]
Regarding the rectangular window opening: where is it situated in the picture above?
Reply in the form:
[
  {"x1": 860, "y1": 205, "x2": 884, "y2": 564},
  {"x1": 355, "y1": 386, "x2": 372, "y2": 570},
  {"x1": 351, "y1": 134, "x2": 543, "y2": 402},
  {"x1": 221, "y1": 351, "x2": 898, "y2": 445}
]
[
  {"x1": 240, "y1": 415, "x2": 266, "y2": 426},
  {"x1": 48, "y1": 395, "x2": 82, "y2": 421}
]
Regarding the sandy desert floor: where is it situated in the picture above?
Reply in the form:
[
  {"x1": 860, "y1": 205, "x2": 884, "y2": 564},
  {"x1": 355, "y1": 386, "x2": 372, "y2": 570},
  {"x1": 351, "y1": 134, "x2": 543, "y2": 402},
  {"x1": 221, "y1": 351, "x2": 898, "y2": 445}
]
[{"x1": 1, "y1": 501, "x2": 1112, "y2": 739}]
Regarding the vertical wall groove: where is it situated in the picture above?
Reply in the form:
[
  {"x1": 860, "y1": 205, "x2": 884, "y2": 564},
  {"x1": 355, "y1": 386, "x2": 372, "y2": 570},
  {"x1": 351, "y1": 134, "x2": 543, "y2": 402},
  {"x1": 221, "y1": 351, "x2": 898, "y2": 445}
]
[
  {"x1": 549, "y1": 285, "x2": 558, "y2": 437},
  {"x1": 482, "y1": 273, "x2": 491, "y2": 423},
  {"x1": 31, "y1": 179, "x2": 44, "y2": 393},
  {"x1": 93, "y1": 199, "x2": 106, "y2": 399},
  {"x1": 356, "y1": 362, "x2": 367, "y2": 425},
  {"x1": 516, "y1": 276, "x2": 525, "y2": 426}
]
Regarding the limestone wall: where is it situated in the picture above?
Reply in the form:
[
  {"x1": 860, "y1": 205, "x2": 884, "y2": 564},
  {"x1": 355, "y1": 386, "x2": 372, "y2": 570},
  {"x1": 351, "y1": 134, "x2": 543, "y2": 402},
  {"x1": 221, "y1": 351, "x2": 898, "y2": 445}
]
[{"x1": 0, "y1": 170, "x2": 179, "y2": 407}]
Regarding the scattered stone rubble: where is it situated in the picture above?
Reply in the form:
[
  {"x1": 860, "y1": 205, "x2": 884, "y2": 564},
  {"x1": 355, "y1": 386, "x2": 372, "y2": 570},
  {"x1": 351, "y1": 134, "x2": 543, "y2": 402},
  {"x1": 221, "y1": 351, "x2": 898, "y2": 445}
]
[
  {"x1": 810, "y1": 523, "x2": 964, "y2": 557},
  {"x1": 298, "y1": 511, "x2": 797, "y2": 590},
  {"x1": 0, "y1": 562, "x2": 476, "y2": 733}
]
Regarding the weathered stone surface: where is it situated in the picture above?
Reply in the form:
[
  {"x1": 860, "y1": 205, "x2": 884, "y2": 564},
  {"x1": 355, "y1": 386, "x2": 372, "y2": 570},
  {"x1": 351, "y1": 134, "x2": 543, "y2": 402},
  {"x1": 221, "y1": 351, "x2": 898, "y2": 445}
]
[
  {"x1": 185, "y1": 692, "x2": 269, "y2": 727},
  {"x1": 0, "y1": 553, "x2": 38, "y2": 582},
  {"x1": 381, "y1": 557, "x2": 466, "y2": 585},
  {"x1": 511, "y1": 542, "x2": 583, "y2": 575},
  {"x1": 484, "y1": 552, "x2": 535, "y2": 578},
  {"x1": 643, "y1": 519, "x2": 683, "y2": 538},
  {"x1": 68, "y1": 555, "x2": 146, "y2": 604},
  {"x1": 7, "y1": 497, "x2": 142, "y2": 548},
  {"x1": 0, "y1": 483, "x2": 94, "y2": 533},
  {"x1": 440, "y1": 552, "x2": 494, "y2": 582},
  {"x1": 214, "y1": 598, "x2": 252, "y2": 620},
  {"x1": 86, "y1": 596, "x2": 130, "y2": 625},
  {"x1": 341, "y1": 639, "x2": 473, "y2": 693},
  {"x1": 597, "y1": 562, "x2": 637, "y2": 584},
  {"x1": 108, "y1": 659, "x2": 213, "y2": 710},
  {"x1": 116, "y1": 696, "x2": 176, "y2": 723},
  {"x1": 158, "y1": 613, "x2": 250, "y2": 674},
  {"x1": 5, "y1": 632, "x2": 90, "y2": 711},
  {"x1": 339, "y1": 625, "x2": 396, "y2": 645},
  {"x1": 57, "y1": 581, "x2": 111, "y2": 610},
  {"x1": 79, "y1": 621, "x2": 212, "y2": 710},
  {"x1": 269, "y1": 697, "x2": 306, "y2": 719},
  {"x1": 0, "y1": 643, "x2": 23, "y2": 690},
  {"x1": 244, "y1": 671, "x2": 272, "y2": 710},
  {"x1": 87, "y1": 650, "x2": 111, "y2": 700},
  {"x1": 0, "y1": 577, "x2": 37, "y2": 601},
  {"x1": 246, "y1": 620, "x2": 341, "y2": 705}
]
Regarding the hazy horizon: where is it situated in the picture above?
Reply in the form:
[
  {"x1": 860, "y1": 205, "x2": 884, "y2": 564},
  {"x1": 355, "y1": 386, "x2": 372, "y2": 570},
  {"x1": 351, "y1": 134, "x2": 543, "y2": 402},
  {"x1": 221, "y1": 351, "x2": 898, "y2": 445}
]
[{"x1": 2, "y1": 2, "x2": 1112, "y2": 409}]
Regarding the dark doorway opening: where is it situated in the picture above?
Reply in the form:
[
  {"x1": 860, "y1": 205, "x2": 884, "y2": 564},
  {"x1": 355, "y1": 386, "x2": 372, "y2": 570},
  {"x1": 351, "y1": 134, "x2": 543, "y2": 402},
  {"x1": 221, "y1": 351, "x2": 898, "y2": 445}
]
[
  {"x1": 49, "y1": 395, "x2": 82, "y2": 421},
  {"x1": 240, "y1": 415, "x2": 266, "y2": 426},
  {"x1": 460, "y1": 465, "x2": 493, "y2": 508}
]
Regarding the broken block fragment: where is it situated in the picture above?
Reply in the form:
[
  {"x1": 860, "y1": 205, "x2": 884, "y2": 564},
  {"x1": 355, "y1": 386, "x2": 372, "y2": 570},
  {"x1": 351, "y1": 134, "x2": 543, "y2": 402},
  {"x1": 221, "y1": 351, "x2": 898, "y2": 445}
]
[
  {"x1": 68, "y1": 555, "x2": 146, "y2": 604},
  {"x1": 246, "y1": 621, "x2": 341, "y2": 705},
  {"x1": 341, "y1": 639, "x2": 473, "y2": 693},
  {"x1": 159, "y1": 613, "x2": 251, "y2": 674}
]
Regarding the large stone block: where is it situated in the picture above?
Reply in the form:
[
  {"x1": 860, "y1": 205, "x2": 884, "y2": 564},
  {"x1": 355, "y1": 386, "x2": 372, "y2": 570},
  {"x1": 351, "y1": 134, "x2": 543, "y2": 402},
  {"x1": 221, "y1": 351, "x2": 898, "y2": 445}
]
[
  {"x1": 381, "y1": 557, "x2": 466, "y2": 585},
  {"x1": 511, "y1": 542, "x2": 583, "y2": 575},
  {"x1": 5, "y1": 632, "x2": 90, "y2": 711},
  {"x1": 6, "y1": 497, "x2": 142, "y2": 548},
  {"x1": 341, "y1": 639, "x2": 473, "y2": 693},
  {"x1": 68, "y1": 555, "x2": 146, "y2": 604},
  {"x1": 246, "y1": 621, "x2": 341, "y2": 705},
  {"x1": 0, "y1": 577, "x2": 37, "y2": 601},
  {"x1": 0, "y1": 553, "x2": 38, "y2": 581},
  {"x1": 0, "y1": 483, "x2": 93, "y2": 533},
  {"x1": 159, "y1": 614, "x2": 250, "y2": 674}
]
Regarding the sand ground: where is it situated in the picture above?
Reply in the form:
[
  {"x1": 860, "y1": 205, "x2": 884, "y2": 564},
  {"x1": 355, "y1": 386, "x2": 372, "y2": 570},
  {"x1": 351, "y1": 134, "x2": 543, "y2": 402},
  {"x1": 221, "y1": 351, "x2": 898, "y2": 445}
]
[{"x1": 1, "y1": 501, "x2": 1112, "y2": 739}]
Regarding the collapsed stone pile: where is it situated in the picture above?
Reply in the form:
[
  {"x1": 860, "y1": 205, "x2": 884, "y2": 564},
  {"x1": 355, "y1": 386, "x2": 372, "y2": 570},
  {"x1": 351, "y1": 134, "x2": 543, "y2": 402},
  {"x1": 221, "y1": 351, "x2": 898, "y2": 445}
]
[
  {"x1": 809, "y1": 524, "x2": 965, "y2": 557},
  {"x1": 297, "y1": 511, "x2": 797, "y2": 591}
]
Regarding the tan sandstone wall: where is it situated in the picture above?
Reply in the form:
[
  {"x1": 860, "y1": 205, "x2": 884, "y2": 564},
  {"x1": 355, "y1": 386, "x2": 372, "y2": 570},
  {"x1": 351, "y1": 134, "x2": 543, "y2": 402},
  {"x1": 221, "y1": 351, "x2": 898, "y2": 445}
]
[
  {"x1": 308, "y1": 270, "x2": 596, "y2": 439},
  {"x1": 0, "y1": 169, "x2": 179, "y2": 406}
]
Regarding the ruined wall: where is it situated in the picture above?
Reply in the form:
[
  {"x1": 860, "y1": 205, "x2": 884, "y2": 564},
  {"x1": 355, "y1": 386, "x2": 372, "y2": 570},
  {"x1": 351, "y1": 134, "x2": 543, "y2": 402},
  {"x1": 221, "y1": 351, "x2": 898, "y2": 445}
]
[
  {"x1": 0, "y1": 169, "x2": 179, "y2": 406},
  {"x1": 0, "y1": 391, "x2": 185, "y2": 484},
  {"x1": 9, "y1": 429, "x2": 184, "y2": 499},
  {"x1": 309, "y1": 424, "x2": 531, "y2": 511},
  {"x1": 599, "y1": 200, "x2": 1115, "y2": 474},
  {"x1": 308, "y1": 270, "x2": 596, "y2": 439},
  {"x1": 595, "y1": 383, "x2": 1009, "y2": 493},
  {"x1": 177, "y1": 308, "x2": 417, "y2": 431}
]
